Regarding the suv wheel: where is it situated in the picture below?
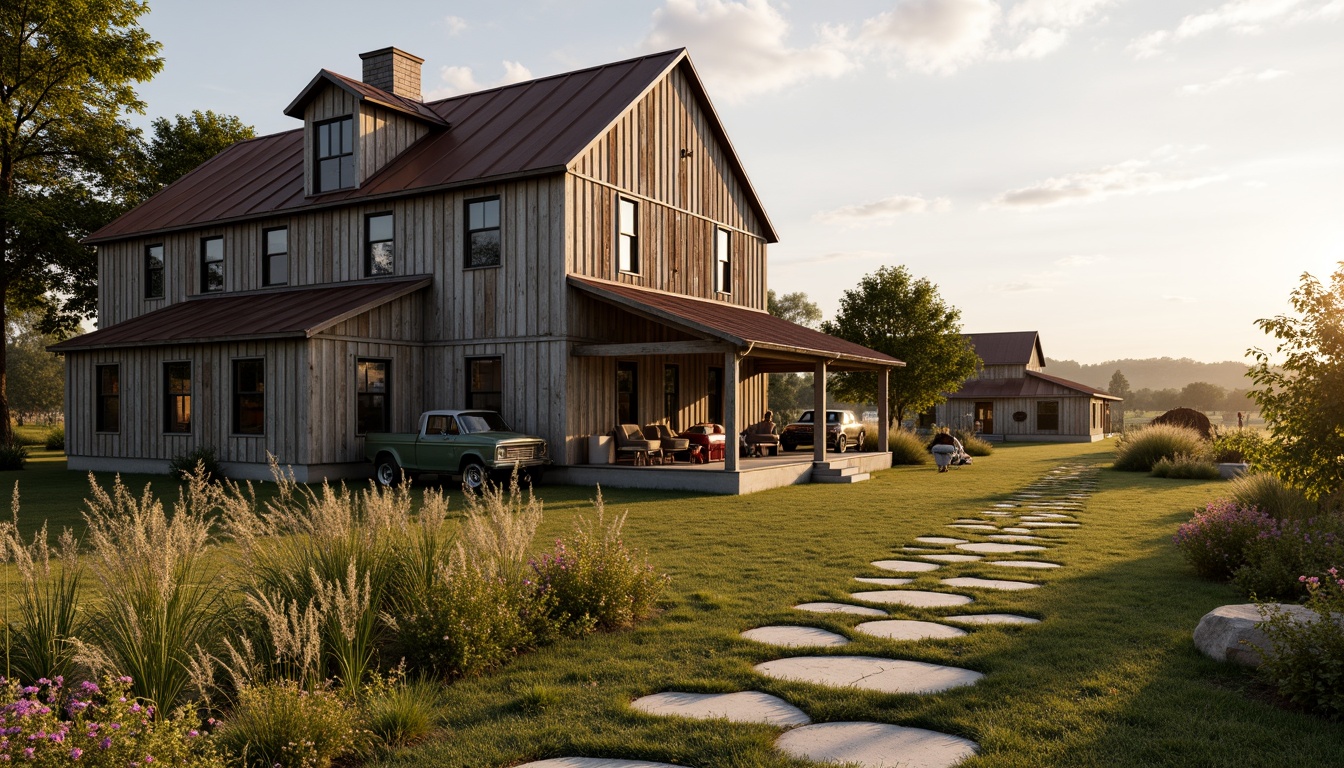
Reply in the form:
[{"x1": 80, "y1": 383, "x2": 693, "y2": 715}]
[{"x1": 835, "y1": 435, "x2": 847, "y2": 454}]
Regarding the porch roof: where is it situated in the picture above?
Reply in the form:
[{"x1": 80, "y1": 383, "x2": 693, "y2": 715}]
[
  {"x1": 49, "y1": 276, "x2": 431, "y2": 352},
  {"x1": 568, "y1": 277, "x2": 904, "y2": 370}
]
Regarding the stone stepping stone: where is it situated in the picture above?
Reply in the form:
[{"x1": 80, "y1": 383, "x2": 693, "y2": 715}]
[
  {"x1": 871, "y1": 559, "x2": 941, "y2": 573},
  {"x1": 850, "y1": 590, "x2": 973, "y2": 608},
  {"x1": 755, "y1": 656, "x2": 983, "y2": 694},
  {"x1": 956, "y1": 542, "x2": 1046, "y2": 554},
  {"x1": 854, "y1": 619, "x2": 968, "y2": 641},
  {"x1": 981, "y1": 510, "x2": 1012, "y2": 516},
  {"x1": 1021, "y1": 521, "x2": 1081, "y2": 528},
  {"x1": 992, "y1": 503, "x2": 1018, "y2": 508},
  {"x1": 945, "y1": 613, "x2": 1041, "y2": 625},
  {"x1": 947, "y1": 524, "x2": 997, "y2": 531},
  {"x1": 988, "y1": 560, "x2": 1061, "y2": 569},
  {"x1": 795, "y1": 602, "x2": 887, "y2": 616},
  {"x1": 953, "y1": 518, "x2": 989, "y2": 524},
  {"x1": 855, "y1": 576, "x2": 914, "y2": 586},
  {"x1": 902, "y1": 546, "x2": 939, "y2": 551},
  {"x1": 988, "y1": 534, "x2": 1045, "y2": 542},
  {"x1": 1020, "y1": 514, "x2": 1074, "y2": 521},
  {"x1": 919, "y1": 553, "x2": 982, "y2": 563},
  {"x1": 1016, "y1": 493, "x2": 1042, "y2": 498},
  {"x1": 915, "y1": 536, "x2": 967, "y2": 545},
  {"x1": 631, "y1": 691, "x2": 811, "y2": 726},
  {"x1": 941, "y1": 576, "x2": 1040, "y2": 591},
  {"x1": 742, "y1": 626, "x2": 851, "y2": 648},
  {"x1": 1000, "y1": 527, "x2": 1033, "y2": 534},
  {"x1": 517, "y1": 760, "x2": 687, "y2": 768},
  {"x1": 776, "y1": 722, "x2": 978, "y2": 768}
]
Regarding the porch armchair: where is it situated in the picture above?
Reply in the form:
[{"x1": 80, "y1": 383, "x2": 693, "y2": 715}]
[
  {"x1": 614, "y1": 424, "x2": 661, "y2": 465},
  {"x1": 644, "y1": 424, "x2": 691, "y2": 461},
  {"x1": 743, "y1": 415, "x2": 781, "y2": 457},
  {"x1": 679, "y1": 423, "x2": 726, "y2": 462}
]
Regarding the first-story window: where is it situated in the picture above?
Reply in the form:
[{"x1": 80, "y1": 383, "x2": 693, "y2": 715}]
[
  {"x1": 263, "y1": 227, "x2": 288, "y2": 286},
  {"x1": 1037, "y1": 400, "x2": 1059, "y2": 431},
  {"x1": 707, "y1": 367, "x2": 723, "y2": 425},
  {"x1": 366, "y1": 213, "x2": 394, "y2": 276},
  {"x1": 164, "y1": 362, "x2": 192, "y2": 434},
  {"x1": 616, "y1": 361, "x2": 638, "y2": 425},
  {"x1": 714, "y1": 227, "x2": 732, "y2": 294},
  {"x1": 96, "y1": 365, "x2": 120, "y2": 433},
  {"x1": 201, "y1": 236, "x2": 224, "y2": 293},
  {"x1": 145, "y1": 244, "x2": 164, "y2": 299},
  {"x1": 664, "y1": 364, "x2": 679, "y2": 428},
  {"x1": 356, "y1": 359, "x2": 390, "y2": 434},
  {"x1": 465, "y1": 196, "x2": 501, "y2": 268},
  {"x1": 618, "y1": 197, "x2": 639, "y2": 273},
  {"x1": 467, "y1": 356, "x2": 502, "y2": 412},
  {"x1": 233, "y1": 358, "x2": 265, "y2": 435}
]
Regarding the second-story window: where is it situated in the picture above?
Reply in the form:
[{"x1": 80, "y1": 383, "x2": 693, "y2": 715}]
[
  {"x1": 465, "y1": 196, "x2": 501, "y2": 268},
  {"x1": 145, "y1": 244, "x2": 164, "y2": 299},
  {"x1": 366, "y1": 213, "x2": 394, "y2": 276},
  {"x1": 617, "y1": 197, "x2": 639, "y2": 273},
  {"x1": 714, "y1": 227, "x2": 732, "y2": 294},
  {"x1": 263, "y1": 227, "x2": 288, "y2": 286},
  {"x1": 315, "y1": 116, "x2": 354, "y2": 193},
  {"x1": 200, "y1": 236, "x2": 224, "y2": 293}
]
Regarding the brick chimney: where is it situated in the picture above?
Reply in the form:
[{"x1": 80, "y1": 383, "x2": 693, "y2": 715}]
[{"x1": 359, "y1": 47, "x2": 424, "y2": 100}]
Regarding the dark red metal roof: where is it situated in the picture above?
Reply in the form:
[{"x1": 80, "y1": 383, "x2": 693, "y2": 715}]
[
  {"x1": 283, "y1": 69, "x2": 449, "y2": 126},
  {"x1": 947, "y1": 370, "x2": 1120, "y2": 400},
  {"x1": 964, "y1": 331, "x2": 1044, "y2": 366},
  {"x1": 569, "y1": 277, "x2": 903, "y2": 368},
  {"x1": 88, "y1": 49, "x2": 778, "y2": 245},
  {"x1": 49, "y1": 277, "x2": 430, "y2": 352}
]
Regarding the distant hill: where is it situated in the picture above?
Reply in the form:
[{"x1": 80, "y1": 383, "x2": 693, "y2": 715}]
[{"x1": 1043, "y1": 357, "x2": 1254, "y2": 392}]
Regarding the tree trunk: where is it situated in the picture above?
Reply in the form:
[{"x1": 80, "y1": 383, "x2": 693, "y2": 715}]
[{"x1": 0, "y1": 158, "x2": 13, "y2": 445}]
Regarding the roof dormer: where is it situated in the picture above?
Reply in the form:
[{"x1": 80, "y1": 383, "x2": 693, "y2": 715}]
[{"x1": 284, "y1": 47, "x2": 449, "y2": 197}]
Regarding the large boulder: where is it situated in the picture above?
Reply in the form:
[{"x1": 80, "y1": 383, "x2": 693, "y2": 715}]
[{"x1": 1193, "y1": 603, "x2": 1320, "y2": 666}]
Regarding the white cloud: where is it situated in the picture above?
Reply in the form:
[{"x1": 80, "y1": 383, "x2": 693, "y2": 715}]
[
  {"x1": 1001, "y1": 26, "x2": 1068, "y2": 59},
  {"x1": 1008, "y1": 0, "x2": 1114, "y2": 29},
  {"x1": 428, "y1": 61, "x2": 535, "y2": 98},
  {"x1": 859, "y1": 0, "x2": 1001, "y2": 74},
  {"x1": 1129, "y1": 0, "x2": 1341, "y2": 58},
  {"x1": 1181, "y1": 67, "x2": 1289, "y2": 95},
  {"x1": 990, "y1": 150, "x2": 1228, "y2": 209},
  {"x1": 641, "y1": 0, "x2": 856, "y2": 101},
  {"x1": 444, "y1": 15, "x2": 467, "y2": 36},
  {"x1": 816, "y1": 194, "x2": 951, "y2": 225},
  {"x1": 1055, "y1": 254, "x2": 1109, "y2": 267}
]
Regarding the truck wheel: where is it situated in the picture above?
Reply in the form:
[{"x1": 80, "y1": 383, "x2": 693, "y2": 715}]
[
  {"x1": 375, "y1": 454, "x2": 402, "y2": 487},
  {"x1": 461, "y1": 460, "x2": 487, "y2": 491}
]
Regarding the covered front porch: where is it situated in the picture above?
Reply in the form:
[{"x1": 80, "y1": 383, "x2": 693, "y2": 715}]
[{"x1": 549, "y1": 449, "x2": 893, "y2": 495}]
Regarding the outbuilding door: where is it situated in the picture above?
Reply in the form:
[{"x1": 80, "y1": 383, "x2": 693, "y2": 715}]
[{"x1": 975, "y1": 402, "x2": 994, "y2": 434}]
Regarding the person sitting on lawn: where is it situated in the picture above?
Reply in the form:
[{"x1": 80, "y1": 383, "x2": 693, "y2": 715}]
[{"x1": 930, "y1": 429, "x2": 961, "y2": 473}]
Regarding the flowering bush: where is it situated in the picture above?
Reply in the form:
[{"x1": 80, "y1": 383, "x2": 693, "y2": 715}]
[
  {"x1": 1233, "y1": 514, "x2": 1344, "y2": 599},
  {"x1": 1257, "y1": 567, "x2": 1344, "y2": 718},
  {"x1": 1173, "y1": 500, "x2": 1276, "y2": 580},
  {"x1": 0, "y1": 675, "x2": 224, "y2": 767}
]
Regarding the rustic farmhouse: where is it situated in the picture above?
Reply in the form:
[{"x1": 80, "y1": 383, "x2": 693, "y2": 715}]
[
  {"x1": 930, "y1": 331, "x2": 1120, "y2": 442},
  {"x1": 53, "y1": 47, "x2": 902, "y2": 489}
]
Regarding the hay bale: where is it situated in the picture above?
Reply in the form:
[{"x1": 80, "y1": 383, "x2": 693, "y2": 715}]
[{"x1": 1151, "y1": 407, "x2": 1212, "y2": 439}]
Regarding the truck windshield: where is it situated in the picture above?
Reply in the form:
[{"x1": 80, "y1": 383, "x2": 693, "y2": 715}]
[{"x1": 457, "y1": 412, "x2": 511, "y2": 434}]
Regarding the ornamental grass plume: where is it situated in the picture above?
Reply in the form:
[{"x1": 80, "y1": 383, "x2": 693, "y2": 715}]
[{"x1": 1114, "y1": 423, "x2": 1206, "y2": 472}]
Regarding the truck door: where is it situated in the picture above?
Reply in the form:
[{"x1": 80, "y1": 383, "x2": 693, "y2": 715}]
[{"x1": 418, "y1": 414, "x2": 463, "y2": 472}]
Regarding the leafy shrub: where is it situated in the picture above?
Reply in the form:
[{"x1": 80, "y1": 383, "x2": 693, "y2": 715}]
[
  {"x1": 1233, "y1": 514, "x2": 1344, "y2": 599},
  {"x1": 169, "y1": 445, "x2": 222, "y2": 481},
  {"x1": 1228, "y1": 472, "x2": 1315, "y2": 520},
  {"x1": 1113, "y1": 424, "x2": 1205, "y2": 472},
  {"x1": 0, "y1": 675, "x2": 225, "y2": 767},
  {"x1": 215, "y1": 681, "x2": 359, "y2": 768},
  {"x1": 1257, "y1": 569, "x2": 1344, "y2": 718},
  {"x1": 1208, "y1": 427, "x2": 1266, "y2": 464},
  {"x1": 0, "y1": 439, "x2": 28, "y2": 470},
  {"x1": 1173, "y1": 500, "x2": 1276, "y2": 580},
  {"x1": 1151, "y1": 454, "x2": 1221, "y2": 480},
  {"x1": 862, "y1": 428, "x2": 930, "y2": 465},
  {"x1": 42, "y1": 424, "x2": 64, "y2": 451},
  {"x1": 532, "y1": 491, "x2": 669, "y2": 633}
]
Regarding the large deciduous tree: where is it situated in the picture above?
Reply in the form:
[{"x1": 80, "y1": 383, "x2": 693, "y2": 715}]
[
  {"x1": 1248, "y1": 263, "x2": 1344, "y2": 502},
  {"x1": 1179, "y1": 381, "x2": 1226, "y2": 412},
  {"x1": 767, "y1": 289, "x2": 821, "y2": 329},
  {"x1": 129, "y1": 110, "x2": 255, "y2": 204},
  {"x1": 1108, "y1": 370, "x2": 1131, "y2": 399},
  {"x1": 0, "y1": 0, "x2": 162, "y2": 442},
  {"x1": 766, "y1": 290, "x2": 820, "y2": 424},
  {"x1": 821, "y1": 265, "x2": 977, "y2": 424}
]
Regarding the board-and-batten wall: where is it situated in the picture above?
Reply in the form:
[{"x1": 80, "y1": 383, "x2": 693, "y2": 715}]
[
  {"x1": 938, "y1": 396, "x2": 1100, "y2": 439},
  {"x1": 300, "y1": 87, "x2": 429, "y2": 194}
]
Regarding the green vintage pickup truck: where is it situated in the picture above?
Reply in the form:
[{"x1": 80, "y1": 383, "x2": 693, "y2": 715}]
[{"x1": 364, "y1": 410, "x2": 549, "y2": 489}]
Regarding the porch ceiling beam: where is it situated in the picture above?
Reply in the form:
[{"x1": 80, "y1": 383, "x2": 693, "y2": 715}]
[{"x1": 572, "y1": 340, "x2": 736, "y2": 357}]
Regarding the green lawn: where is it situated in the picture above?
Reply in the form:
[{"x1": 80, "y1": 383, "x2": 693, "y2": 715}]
[{"x1": 5, "y1": 443, "x2": 1340, "y2": 767}]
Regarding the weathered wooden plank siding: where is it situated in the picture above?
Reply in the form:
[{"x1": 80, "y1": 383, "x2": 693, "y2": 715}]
[
  {"x1": 357, "y1": 104, "x2": 429, "y2": 185},
  {"x1": 304, "y1": 88, "x2": 360, "y2": 196},
  {"x1": 977, "y1": 364, "x2": 1029, "y2": 381},
  {"x1": 937, "y1": 395, "x2": 1094, "y2": 438},
  {"x1": 304, "y1": 337, "x2": 425, "y2": 465}
]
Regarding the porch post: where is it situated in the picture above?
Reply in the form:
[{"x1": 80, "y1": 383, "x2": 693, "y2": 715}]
[
  {"x1": 724, "y1": 350, "x2": 739, "y2": 471},
  {"x1": 877, "y1": 366, "x2": 890, "y2": 453},
  {"x1": 813, "y1": 359, "x2": 827, "y2": 463}
]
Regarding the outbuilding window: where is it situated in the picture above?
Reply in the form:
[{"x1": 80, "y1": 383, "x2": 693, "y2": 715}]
[{"x1": 1037, "y1": 400, "x2": 1059, "y2": 431}]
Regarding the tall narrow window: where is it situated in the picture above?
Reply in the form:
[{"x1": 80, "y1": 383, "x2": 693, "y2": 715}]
[
  {"x1": 707, "y1": 367, "x2": 723, "y2": 425},
  {"x1": 95, "y1": 365, "x2": 119, "y2": 433},
  {"x1": 616, "y1": 361, "x2": 638, "y2": 425},
  {"x1": 200, "y1": 236, "x2": 224, "y2": 293},
  {"x1": 164, "y1": 362, "x2": 192, "y2": 434},
  {"x1": 356, "y1": 359, "x2": 390, "y2": 434},
  {"x1": 145, "y1": 244, "x2": 164, "y2": 299},
  {"x1": 714, "y1": 227, "x2": 732, "y2": 294},
  {"x1": 263, "y1": 227, "x2": 288, "y2": 286},
  {"x1": 618, "y1": 197, "x2": 639, "y2": 273},
  {"x1": 663, "y1": 365, "x2": 680, "y2": 428},
  {"x1": 233, "y1": 359, "x2": 265, "y2": 435},
  {"x1": 314, "y1": 116, "x2": 354, "y2": 193},
  {"x1": 465, "y1": 196, "x2": 501, "y2": 268},
  {"x1": 467, "y1": 357, "x2": 503, "y2": 412},
  {"x1": 1037, "y1": 400, "x2": 1059, "y2": 431},
  {"x1": 365, "y1": 213, "x2": 394, "y2": 276}
]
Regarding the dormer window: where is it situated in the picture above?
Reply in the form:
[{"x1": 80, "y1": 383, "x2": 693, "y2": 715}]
[{"x1": 315, "y1": 117, "x2": 354, "y2": 192}]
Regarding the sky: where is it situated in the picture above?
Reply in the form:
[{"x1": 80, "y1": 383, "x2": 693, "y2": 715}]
[{"x1": 132, "y1": 0, "x2": 1343, "y2": 364}]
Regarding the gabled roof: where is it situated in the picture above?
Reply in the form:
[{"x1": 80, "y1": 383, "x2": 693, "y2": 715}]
[
  {"x1": 964, "y1": 331, "x2": 1044, "y2": 366},
  {"x1": 569, "y1": 277, "x2": 903, "y2": 369},
  {"x1": 947, "y1": 370, "x2": 1121, "y2": 401},
  {"x1": 87, "y1": 49, "x2": 777, "y2": 245},
  {"x1": 283, "y1": 69, "x2": 450, "y2": 126},
  {"x1": 49, "y1": 277, "x2": 430, "y2": 352}
]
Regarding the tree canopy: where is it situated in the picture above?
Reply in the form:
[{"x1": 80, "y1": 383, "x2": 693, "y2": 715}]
[
  {"x1": 129, "y1": 110, "x2": 255, "y2": 204},
  {"x1": 1248, "y1": 263, "x2": 1344, "y2": 502},
  {"x1": 1108, "y1": 370, "x2": 1131, "y2": 399},
  {"x1": 767, "y1": 289, "x2": 821, "y2": 329},
  {"x1": 821, "y1": 265, "x2": 977, "y2": 423}
]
